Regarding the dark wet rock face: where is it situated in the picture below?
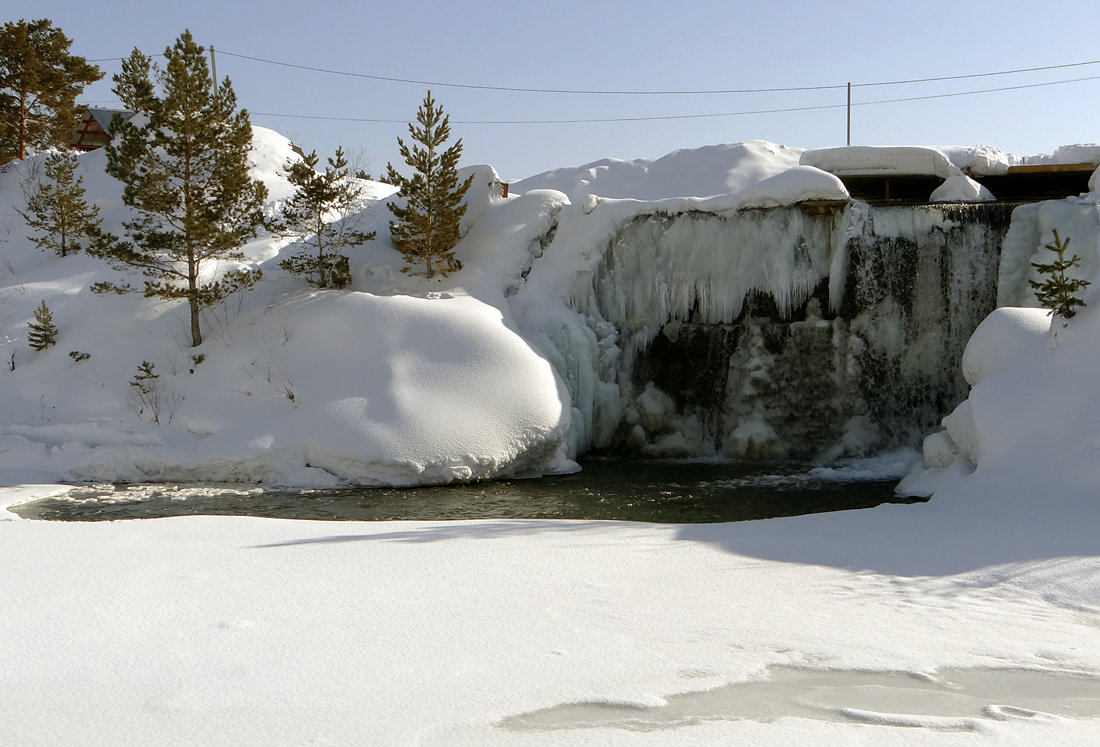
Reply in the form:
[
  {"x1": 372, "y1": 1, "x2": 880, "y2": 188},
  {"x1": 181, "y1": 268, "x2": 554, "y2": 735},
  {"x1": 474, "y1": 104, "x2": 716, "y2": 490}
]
[{"x1": 581, "y1": 202, "x2": 1017, "y2": 460}]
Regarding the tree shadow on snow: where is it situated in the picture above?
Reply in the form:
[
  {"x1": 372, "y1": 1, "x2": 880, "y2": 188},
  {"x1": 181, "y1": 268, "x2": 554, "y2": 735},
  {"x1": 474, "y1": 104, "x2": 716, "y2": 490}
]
[
  {"x1": 250, "y1": 519, "x2": 621, "y2": 548},
  {"x1": 674, "y1": 474, "x2": 1100, "y2": 578}
]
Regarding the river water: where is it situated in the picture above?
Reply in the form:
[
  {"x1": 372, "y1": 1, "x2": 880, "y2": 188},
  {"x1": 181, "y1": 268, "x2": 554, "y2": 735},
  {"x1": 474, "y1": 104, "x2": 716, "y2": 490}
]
[{"x1": 10, "y1": 458, "x2": 915, "y2": 522}]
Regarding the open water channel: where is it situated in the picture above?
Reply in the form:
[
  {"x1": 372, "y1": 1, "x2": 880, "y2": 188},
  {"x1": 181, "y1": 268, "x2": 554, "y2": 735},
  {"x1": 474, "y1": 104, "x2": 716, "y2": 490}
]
[{"x1": 10, "y1": 458, "x2": 913, "y2": 522}]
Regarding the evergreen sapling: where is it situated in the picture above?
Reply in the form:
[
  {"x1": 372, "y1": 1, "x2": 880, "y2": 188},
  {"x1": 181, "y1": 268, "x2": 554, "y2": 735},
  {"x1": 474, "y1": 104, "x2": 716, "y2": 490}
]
[
  {"x1": 1030, "y1": 229, "x2": 1090, "y2": 320},
  {"x1": 27, "y1": 300, "x2": 57, "y2": 350},
  {"x1": 384, "y1": 91, "x2": 473, "y2": 278},
  {"x1": 22, "y1": 151, "x2": 102, "y2": 256},
  {"x1": 278, "y1": 146, "x2": 375, "y2": 289}
]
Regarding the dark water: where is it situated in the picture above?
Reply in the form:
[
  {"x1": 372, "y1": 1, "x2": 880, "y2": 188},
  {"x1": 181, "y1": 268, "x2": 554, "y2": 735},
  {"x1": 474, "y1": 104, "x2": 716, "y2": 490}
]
[{"x1": 11, "y1": 459, "x2": 917, "y2": 523}]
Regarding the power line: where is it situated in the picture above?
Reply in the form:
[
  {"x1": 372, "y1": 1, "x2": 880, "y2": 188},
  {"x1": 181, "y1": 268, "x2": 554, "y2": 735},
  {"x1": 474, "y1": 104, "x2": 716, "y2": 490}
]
[
  {"x1": 855, "y1": 74, "x2": 1100, "y2": 105},
  {"x1": 89, "y1": 49, "x2": 1100, "y2": 97},
  {"x1": 221, "y1": 48, "x2": 1100, "y2": 96},
  {"x1": 852, "y1": 58, "x2": 1100, "y2": 88},
  {"x1": 81, "y1": 49, "x2": 1100, "y2": 129},
  {"x1": 245, "y1": 73, "x2": 1100, "y2": 126},
  {"x1": 218, "y1": 50, "x2": 845, "y2": 95}
]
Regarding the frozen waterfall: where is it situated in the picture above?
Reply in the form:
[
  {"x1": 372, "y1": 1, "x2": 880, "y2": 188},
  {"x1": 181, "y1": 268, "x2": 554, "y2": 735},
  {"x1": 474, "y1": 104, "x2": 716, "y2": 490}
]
[{"x1": 522, "y1": 199, "x2": 1018, "y2": 462}]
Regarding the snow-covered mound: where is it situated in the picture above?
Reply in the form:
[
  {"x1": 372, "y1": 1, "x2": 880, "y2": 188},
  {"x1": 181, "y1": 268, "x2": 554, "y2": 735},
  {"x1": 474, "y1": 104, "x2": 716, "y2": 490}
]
[
  {"x1": 801, "y1": 146, "x2": 961, "y2": 178},
  {"x1": 0, "y1": 128, "x2": 570, "y2": 487},
  {"x1": 511, "y1": 141, "x2": 804, "y2": 202}
]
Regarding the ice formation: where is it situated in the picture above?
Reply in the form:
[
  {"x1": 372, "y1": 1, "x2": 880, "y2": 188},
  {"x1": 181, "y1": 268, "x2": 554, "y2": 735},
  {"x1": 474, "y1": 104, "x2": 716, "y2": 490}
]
[{"x1": 517, "y1": 196, "x2": 1015, "y2": 461}]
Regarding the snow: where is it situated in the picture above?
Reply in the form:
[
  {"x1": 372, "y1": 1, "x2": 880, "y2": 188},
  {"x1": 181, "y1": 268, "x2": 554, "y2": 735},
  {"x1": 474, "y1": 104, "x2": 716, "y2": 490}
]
[
  {"x1": 2, "y1": 479, "x2": 1100, "y2": 744},
  {"x1": 801, "y1": 143, "x2": 1100, "y2": 177},
  {"x1": 801, "y1": 145, "x2": 960, "y2": 178},
  {"x1": 930, "y1": 173, "x2": 995, "y2": 203},
  {"x1": 0, "y1": 128, "x2": 572, "y2": 487},
  {"x1": 511, "y1": 140, "x2": 805, "y2": 202},
  {"x1": 5, "y1": 126, "x2": 1100, "y2": 743}
]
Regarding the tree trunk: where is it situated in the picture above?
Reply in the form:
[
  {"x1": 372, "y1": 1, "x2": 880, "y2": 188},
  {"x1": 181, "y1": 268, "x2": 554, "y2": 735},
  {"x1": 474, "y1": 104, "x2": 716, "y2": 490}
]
[
  {"x1": 188, "y1": 249, "x2": 202, "y2": 347},
  {"x1": 18, "y1": 91, "x2": 28, "y2": 159},
  {"x1": 189, "y1": 295, "x2": 202, "y2": 347}
]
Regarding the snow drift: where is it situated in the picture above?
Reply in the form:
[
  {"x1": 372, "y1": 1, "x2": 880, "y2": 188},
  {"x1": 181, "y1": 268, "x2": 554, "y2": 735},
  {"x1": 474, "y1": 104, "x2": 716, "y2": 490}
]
[{"x1": 0, "y1": 129, "x2": 570, "y2": 487}]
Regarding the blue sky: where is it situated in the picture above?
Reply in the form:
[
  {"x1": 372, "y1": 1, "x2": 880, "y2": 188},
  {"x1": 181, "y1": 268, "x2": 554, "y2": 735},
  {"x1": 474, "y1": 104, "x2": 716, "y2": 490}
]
[{"x1": 11, "y1": 0, "x2": 1100, "y2": 180}]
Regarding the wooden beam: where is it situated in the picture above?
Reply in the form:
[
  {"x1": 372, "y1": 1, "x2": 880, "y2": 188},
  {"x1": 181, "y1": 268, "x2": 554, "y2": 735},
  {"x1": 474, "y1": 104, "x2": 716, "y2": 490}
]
[{"x1": 1007, "y1": 163, "x2": 1097, "y2": 175}]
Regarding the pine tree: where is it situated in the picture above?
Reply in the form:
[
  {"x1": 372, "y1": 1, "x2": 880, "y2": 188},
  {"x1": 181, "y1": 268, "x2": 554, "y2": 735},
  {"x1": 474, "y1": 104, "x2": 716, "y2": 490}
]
[
  {"x1": 22, "y1": 151, "x2": 101, "y2": 256},
  {"x1": 111, "y1": 48, "x2": 157, "y2": 113},
  {"x1": 1030, "y1": 229, "x2": 1090, "y2": 320},
  {"x1": 384, "y1": 91, "x2": 474, "y2": 278},
  {"x1": 27, "y1": 300, "x2": 57, "y2": 350},
  {"x1": 0, "y1": 19, "x2": 102, "y2": 163},
  {"x1": 92, "y1": 30, "x2": 267, "y2": 348},
  {"x1": 278, "y1": 146, "x2": 376, "y2": 288}
]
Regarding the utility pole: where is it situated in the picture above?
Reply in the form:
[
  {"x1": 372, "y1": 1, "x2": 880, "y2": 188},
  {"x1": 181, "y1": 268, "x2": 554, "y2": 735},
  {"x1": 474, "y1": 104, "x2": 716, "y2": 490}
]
[
  {"x1": 210, "y1": 45, "x2": 218, "y2": 93},
  {"x1": 844, "y1": 82, "x2": 853, "y2": 146}
]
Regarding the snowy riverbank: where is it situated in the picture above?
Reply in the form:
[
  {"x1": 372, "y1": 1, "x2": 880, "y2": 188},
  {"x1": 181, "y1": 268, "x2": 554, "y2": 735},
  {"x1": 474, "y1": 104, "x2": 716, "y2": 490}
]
[
  {"x1": 5, "y1": 134, "x2": 1100, "y2": 743},
  {"x1": 3, "y1": 479, "x2": 1100, "y2": 744}
]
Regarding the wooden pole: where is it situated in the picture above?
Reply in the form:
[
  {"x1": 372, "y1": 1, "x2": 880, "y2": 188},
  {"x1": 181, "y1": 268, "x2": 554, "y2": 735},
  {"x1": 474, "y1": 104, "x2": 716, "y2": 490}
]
[
  {"x1": 844, "y1": 80, "x2": 853, "y2": 146},
  {"x1": 210, "y1": 45, "x2": 218, "y2": 93}
]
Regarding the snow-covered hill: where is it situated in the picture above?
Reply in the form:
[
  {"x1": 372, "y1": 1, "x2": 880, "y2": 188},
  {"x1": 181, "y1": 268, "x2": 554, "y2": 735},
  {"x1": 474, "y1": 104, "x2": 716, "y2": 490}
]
[
  {"x1": 0, "y1": 128, "x2": 570, "y2": 487},
  {"x1": 3, "y1": 129, "x2": 1100, "y2": 504}
]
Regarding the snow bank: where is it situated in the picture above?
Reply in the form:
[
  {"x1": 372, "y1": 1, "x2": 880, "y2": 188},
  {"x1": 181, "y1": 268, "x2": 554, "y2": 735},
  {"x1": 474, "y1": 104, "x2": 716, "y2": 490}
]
[
  {"x1": 511, "y1": 140, "x2": 805, "y2": 202},
  {"x1": 802, "y1": 145, "x2": 1017, "y2": 203},
  {"x1": 801, "y1": 145, "x2": 959, "y2": 178},
  {"x1": 6, "y1": 125, "x2": 1100, "y2": 488},
  {"x1": 997, "y1": 198, "x2": 1100, "y2": 307},
  {"x1": 0, "y1": 128, "x2": 570, "y2": 487},
  {"x1": 1025, "y1": 143, "x2": 1100, "y2": 167},
  {"x1": 899, "y1": 182, "x2": 1100, "y2": 498},
  {"x1": 931, "y1": 174, "x2": 995, "y2": 203}
]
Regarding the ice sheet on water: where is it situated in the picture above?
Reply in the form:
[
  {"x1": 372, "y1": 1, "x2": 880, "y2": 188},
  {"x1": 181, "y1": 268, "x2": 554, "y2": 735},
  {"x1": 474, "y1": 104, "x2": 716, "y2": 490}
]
[{"x1": 499, "y1": 666, "x2": 1100, "y2": 733}]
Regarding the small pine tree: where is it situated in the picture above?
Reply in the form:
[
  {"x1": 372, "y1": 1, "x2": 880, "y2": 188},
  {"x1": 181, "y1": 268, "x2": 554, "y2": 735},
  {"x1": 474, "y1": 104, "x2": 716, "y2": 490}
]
[
  {"x1": 1030, "y1": 229, "x2": 1090, "y2": 319},
  {"x1": 22, "y1": 151, "x2": 101, "y2": 256},
  {"x1": 384, "y1": 90, "x2": 474, "y2": 278},
  {"x1": 278, "y1": 146, "x2": 376, "y2": 289},
  {"x1": 27, "y1": 300, "x2": 57, "y2": 350}
]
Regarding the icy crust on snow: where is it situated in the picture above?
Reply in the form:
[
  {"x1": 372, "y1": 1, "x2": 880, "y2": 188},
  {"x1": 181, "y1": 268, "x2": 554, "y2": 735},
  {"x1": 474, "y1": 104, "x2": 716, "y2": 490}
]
[
  {"x1": 899, "y1": 190, "x2": 1100, "y2": 498},
  {"x1": 0, "y1": 128, "x2": 570, "y2": 487}
]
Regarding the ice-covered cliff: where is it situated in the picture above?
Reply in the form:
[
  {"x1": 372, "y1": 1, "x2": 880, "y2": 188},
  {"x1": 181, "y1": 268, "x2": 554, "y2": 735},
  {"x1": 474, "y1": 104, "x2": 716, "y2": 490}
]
[{"x1": 516, "y1": 195, "x2": 1015, "y2": 462}]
